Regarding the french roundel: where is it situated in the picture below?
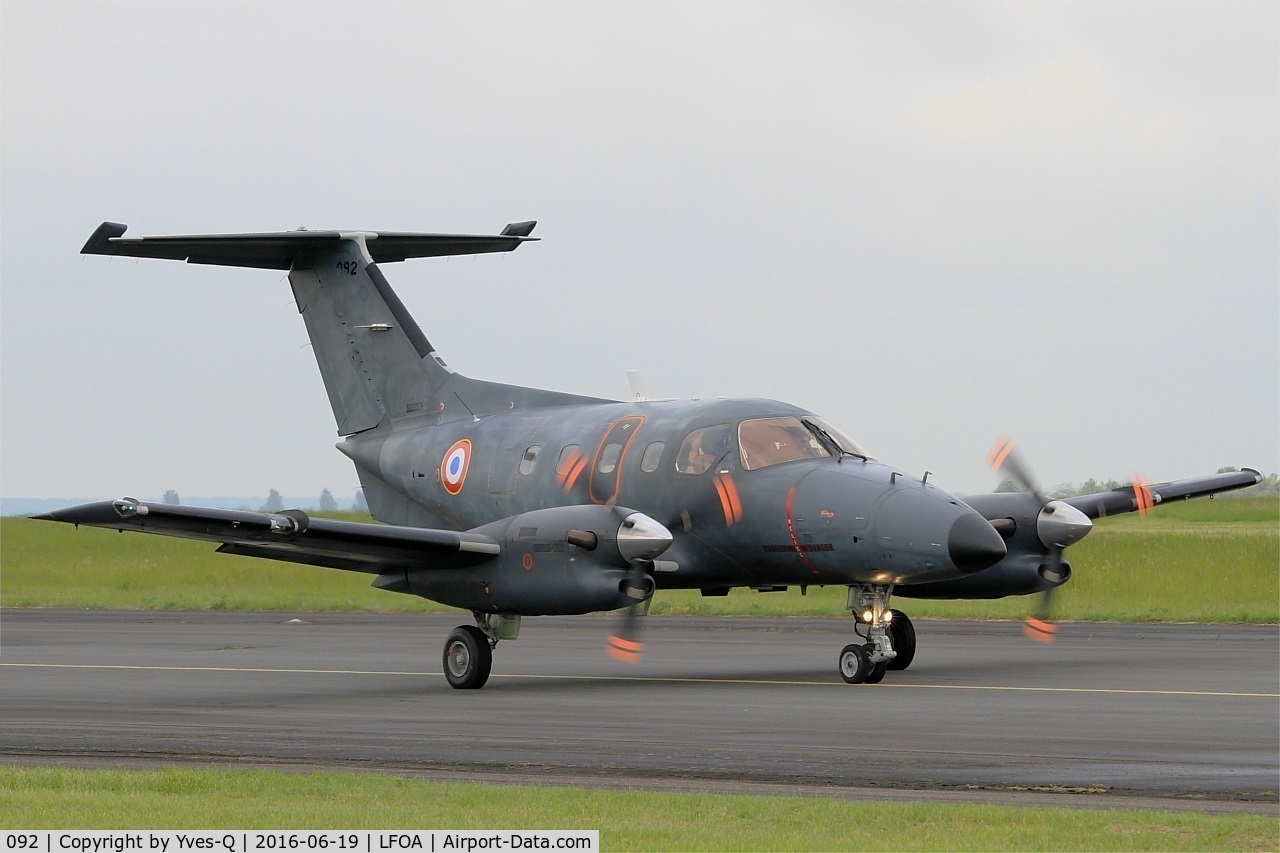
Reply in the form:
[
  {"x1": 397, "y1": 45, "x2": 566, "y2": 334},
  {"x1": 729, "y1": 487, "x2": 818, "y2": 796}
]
[{"x1": 440, "y1": 439, "x2": 471, "y2": 495}]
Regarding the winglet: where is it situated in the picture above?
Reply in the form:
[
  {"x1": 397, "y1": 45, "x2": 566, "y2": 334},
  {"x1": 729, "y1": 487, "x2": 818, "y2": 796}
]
[
  {"x1": 81, "y1": 221, "x2": 128, "y2": 255},
  {"x1": 500, "y1": 221, "x2": 537, "y2": 237}
]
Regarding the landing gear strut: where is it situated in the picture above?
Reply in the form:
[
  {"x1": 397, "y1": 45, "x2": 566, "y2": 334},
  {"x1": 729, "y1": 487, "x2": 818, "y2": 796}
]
[
  {"x1": 442, "y1": 613, "x2": 520, "y2": 690},
  {"x1": 841, "y1": 584, "x2": 903, "y2": 684}
]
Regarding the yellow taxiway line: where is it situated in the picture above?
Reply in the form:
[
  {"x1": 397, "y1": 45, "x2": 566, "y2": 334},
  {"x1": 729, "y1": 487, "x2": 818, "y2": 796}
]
[{"x1": 2, "y1": 662, "x2": 1277, "y2": 698}]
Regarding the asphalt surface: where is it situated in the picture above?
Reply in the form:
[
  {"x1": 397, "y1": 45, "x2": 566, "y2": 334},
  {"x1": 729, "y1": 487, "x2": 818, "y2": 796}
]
[{"x1": 2, "y1": 610, "x2": 1277, "y2": 814}]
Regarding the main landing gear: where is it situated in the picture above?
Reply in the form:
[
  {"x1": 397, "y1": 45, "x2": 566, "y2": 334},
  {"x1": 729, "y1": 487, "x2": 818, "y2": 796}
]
[
  {"x1": 840, "y1": 584, "x2": 915, "y2": 684},
  {"x1": 442, "y1": 613, "x2": 520, "y2": 689}
]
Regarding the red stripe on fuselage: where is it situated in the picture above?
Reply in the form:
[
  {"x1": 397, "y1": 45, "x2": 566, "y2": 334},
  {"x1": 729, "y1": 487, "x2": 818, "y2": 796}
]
[{"x1": 784, "y1": 486, "x2": 822, "y2": 577}]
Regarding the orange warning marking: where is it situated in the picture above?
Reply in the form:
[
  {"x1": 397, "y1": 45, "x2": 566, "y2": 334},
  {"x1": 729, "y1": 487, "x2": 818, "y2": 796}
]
[
  {"x1": 718, "y1": 474, "x2": 743, "y2": 524},
  {"x1": 713, "y1": 475, "x2": 743, "y2": 526}
]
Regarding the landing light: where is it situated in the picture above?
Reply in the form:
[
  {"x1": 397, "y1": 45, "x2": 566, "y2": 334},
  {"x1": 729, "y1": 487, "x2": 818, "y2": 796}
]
[{"x1": 112, "y1": 498, "x2": 149, "y2": 519}]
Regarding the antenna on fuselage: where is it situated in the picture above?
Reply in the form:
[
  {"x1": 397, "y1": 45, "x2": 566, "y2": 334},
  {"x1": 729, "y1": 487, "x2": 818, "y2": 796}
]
[{"x1": 453, "y1": 391, "x2": 481, "y2": 423}]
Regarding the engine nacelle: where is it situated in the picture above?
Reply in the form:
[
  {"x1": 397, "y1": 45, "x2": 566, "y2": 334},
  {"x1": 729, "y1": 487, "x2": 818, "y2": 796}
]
[
  {"x1": 375, "y1": 505, "x2": 671, "y2": 616},
  {"x1": 915, "y1": 491, "x2": 1083, "y2": 599},
  {"x1": 895, "y1": 552, "x2": 1071, "y2": 599}
]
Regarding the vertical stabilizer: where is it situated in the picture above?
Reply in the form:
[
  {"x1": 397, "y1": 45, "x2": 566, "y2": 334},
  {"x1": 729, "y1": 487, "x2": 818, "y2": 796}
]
[
  {"x1": 81, "y1": 221, "x2": 552, "y2": 436},
  {"x1": 289, "y1": 234, "x2": 447, "y2": 434}
]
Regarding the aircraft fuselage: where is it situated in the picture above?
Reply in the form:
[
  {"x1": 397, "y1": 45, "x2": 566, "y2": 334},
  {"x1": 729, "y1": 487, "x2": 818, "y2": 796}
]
[{"x1": 341, "y1": 396, "x2": 997, "y2": 593}]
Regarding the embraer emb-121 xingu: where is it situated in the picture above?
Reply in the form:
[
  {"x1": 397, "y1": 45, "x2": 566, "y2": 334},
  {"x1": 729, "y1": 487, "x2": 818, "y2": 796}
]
[{"x1": 38, "y1": 221, "x2": 1261, "y2": 688}]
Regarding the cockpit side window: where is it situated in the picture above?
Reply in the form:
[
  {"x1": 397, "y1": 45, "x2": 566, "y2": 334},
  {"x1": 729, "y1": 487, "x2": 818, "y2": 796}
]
[
  {"x1": 676, "y1": 424, "x2": 733, "y2": 475},
  {"x1": 738, "y1": 416, "x2": 831, "y2": 470}
]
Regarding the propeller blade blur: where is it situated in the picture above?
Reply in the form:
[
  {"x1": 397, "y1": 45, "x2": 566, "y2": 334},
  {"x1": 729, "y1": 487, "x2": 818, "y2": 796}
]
[
  {"x1": 1024, "y1": 547, "x2": 1060, "y2": 645},
  {"x1": 606, "y1": 561, "x2": 653, "y2": 664},
  {"x1": 1023, "y1": 616, "x2": 1057, "y2": 644},
  {"x1": 606, "y1": 631, "x2": 644, "y2": 663},
  {"x1": 1132, "y1": 473, "x2": 1154, "y2": 517},
  {"x1": 988, "y1": 436, "x2": 1042, "y2": 497}
]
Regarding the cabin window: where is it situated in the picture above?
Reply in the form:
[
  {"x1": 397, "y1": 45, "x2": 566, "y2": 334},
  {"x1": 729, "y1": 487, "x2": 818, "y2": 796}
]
[
  {"x1": 518, "y1": 445, "x2": 541, "y2": 476},
  {"x1": 597, "y1": 442, "x2": 623, "y2": 475},
  {"x1": 738, "y1": 416, "x2": 831, "y2": 470},
  {"x1": 556, "y1": 445, "x2": 581, "y2": 474},
  {"x1": 640, "y1": 441, "x2": 665, "y2": 473},
  {"x1": 676, "y1": 424, "x2": 733, "y2": 475}
]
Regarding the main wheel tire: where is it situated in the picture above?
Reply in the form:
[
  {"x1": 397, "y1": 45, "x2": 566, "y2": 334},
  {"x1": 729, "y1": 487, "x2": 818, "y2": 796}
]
[
  {"x1": 839, "y1": 643, "x2": 870, "y2": 684},
  {"x1": 443, "y1": 625, "x2": 492, "y2": 690},
  {"x1": 886, "y1": 609, "x2": 916, "y2": 671},
  {"x1": 864, "y1": 660, "x2": 889, "y2": 684}
]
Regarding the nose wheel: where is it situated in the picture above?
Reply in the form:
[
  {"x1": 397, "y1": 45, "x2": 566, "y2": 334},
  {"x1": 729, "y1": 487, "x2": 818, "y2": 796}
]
[
  {"x1": 838, "y1": 643, "x2": 890, "y2": 684},
  {"x1": 839, "y1": 643, "x2": 870, "y2": 683},
  {"x1": 886, "y1": 609, "x2": 915, "y2": 671}
]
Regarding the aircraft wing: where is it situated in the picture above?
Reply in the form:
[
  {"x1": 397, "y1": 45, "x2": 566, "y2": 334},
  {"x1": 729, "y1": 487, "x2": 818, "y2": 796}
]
[
  {"x1": 32, "y1": 499, "x2": 500, "y2": 574},
  {"x1": 1062, "y1": 468, "x2": 1262, "y2": 519},
  {"x1": 80, "y1": 221, "x2": 537, "y2": 270}
]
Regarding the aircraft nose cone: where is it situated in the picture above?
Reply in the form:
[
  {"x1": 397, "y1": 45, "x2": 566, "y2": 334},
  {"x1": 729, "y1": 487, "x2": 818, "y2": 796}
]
[{"x1": 948, "y1": 513, "x2": 1007, "y2": 573}]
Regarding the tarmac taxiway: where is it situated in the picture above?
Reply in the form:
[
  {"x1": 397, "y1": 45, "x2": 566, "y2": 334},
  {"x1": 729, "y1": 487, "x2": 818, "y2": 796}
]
[{"x1": 2, "y1": 610, "x2": 1277, "y2": 814}]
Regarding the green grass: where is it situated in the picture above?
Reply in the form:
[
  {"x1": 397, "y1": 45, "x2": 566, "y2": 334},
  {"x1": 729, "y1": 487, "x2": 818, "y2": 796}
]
[
  {"x1": 1, "y1": 767, "x2": 1275, "y2": 851},
  {"x1": 2, "y1": 499, "x2": 1275, "y2": 623}
]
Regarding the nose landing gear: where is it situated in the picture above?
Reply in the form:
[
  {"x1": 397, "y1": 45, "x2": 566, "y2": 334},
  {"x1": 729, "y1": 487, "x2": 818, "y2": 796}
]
[{"x1": 841, "y1": 584, "x2": 913, "y2": 684}]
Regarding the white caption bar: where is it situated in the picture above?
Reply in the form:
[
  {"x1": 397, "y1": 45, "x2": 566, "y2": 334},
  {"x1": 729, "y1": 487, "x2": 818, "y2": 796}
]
[{"x1": 2, "y1": 833, "x2": 598, "y2": 853}]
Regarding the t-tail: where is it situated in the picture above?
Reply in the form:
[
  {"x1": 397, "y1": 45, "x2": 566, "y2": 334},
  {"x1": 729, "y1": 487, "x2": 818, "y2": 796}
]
[
  {"x1": 82, "y1": 221, "x2": 605, "y2": 432},
  {"x1": 81, "y1": 221, "x2": 608, "y2": 522}
]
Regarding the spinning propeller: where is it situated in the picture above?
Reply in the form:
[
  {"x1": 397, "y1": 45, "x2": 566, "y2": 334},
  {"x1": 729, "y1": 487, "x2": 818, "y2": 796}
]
[
  {"x1": 606, "y1": 571, "x2": 650, "y2": 664},
  {"x1": 605, "y1": 511, "x2": 670, "y2": 663},
  {"x1": 986, "y1": 437, "x2": 1095, "y2": 643}
]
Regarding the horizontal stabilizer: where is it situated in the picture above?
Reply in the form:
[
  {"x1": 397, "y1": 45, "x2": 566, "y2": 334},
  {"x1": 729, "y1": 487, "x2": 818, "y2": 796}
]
[
  {"x1": 81, "y1": 221, "x2": 538, "y2": 270},
  {"x1": 33, "y1": 499, "x2": 500, "y2": 573}
]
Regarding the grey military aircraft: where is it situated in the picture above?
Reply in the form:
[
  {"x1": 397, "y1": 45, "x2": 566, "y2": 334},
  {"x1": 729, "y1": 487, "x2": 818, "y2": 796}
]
[{"x1": 37, "y1": 221, "x2": 1262, "y2": 689}]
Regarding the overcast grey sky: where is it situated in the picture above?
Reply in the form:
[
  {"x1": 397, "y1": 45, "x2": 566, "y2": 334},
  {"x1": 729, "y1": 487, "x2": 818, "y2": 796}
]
[{"x1": 2, "y1": 1, "x2": 1276, "y2": 504}]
